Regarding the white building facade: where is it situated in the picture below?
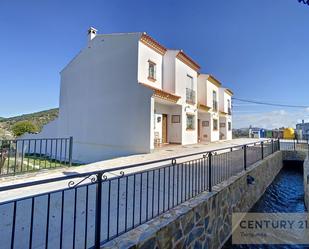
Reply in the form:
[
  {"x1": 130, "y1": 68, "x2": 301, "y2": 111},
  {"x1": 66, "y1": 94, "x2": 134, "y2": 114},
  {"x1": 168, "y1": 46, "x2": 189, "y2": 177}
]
[
  {"x1": 197, "y1": 75, "x2": 233, "y2": 142},
  {"x1": 22, "y1": 28, "x2": 233, "y2": 163}
]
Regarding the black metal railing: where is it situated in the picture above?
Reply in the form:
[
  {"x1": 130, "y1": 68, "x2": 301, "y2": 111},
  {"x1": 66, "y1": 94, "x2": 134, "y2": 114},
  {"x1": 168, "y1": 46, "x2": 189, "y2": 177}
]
[
  {"x1": 0, "y1": 139, "x2": 279, "y2": 249},
  {"x1": 186, "y1": 88, "x2": 196, "y2": 104},
  {"x1": 213, "y1": 100, "x2": 218, "y2": 112},
  {"x1": 228, "y1": 107, "x2": 232, "y2": 115},
  {"x1": 0, "y1": 137, "x2": 73, "y2": 176}
]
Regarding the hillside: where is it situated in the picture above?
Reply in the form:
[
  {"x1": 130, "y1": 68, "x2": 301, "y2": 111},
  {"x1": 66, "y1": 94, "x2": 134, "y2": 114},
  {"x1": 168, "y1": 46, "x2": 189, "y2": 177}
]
[{"x1": 0, "y1": 108, "x2": 59, "y2": 138}]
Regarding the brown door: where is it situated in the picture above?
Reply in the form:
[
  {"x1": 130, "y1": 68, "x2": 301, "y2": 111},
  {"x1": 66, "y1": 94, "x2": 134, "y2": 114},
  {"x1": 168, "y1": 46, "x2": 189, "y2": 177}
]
[
  {"x1": 162, "y1": 114, "x2": 168, "y2": 144},
  {"x1": 198, "y1": 119, "x2": 201, "y2": 142}
]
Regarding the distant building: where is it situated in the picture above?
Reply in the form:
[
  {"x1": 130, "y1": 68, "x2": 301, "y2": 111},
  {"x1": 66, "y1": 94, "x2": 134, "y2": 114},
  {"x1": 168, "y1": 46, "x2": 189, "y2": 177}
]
[
  {"x1": 249, "y1": 127, "x2": 266, "y2": 139},
  {"x1": 296, "y1": 120, "x2": 309, "y2": 139}
]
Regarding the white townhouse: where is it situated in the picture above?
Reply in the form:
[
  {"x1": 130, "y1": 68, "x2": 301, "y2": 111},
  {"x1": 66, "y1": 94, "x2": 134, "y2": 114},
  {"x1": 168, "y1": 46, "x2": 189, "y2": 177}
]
[
  {"x1": 219, "y1": 87, "x2": 233, "y2": 140},
  {"x1": 23, "y1": 28, "x2": 233, "y2": 163},
  {"x1": 197, "y1": 74, "x2": 233, "y2": 142}
]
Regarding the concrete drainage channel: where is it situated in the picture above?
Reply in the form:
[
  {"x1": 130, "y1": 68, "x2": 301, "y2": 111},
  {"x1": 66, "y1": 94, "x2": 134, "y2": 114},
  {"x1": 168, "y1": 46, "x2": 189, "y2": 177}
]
[
  {"x1": 222, "y1": 157, "x2": 307, "y2": 248},
  {"x1": 103, "y1": 151, "x2": 308, "y2": 249}
]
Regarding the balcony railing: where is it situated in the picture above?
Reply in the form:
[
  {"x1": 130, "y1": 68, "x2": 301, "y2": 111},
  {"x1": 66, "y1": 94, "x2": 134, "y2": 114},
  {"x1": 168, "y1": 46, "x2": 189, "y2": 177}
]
[
  {"x1": 228, "y1": 107, "x2": 232, "y2": 115},
  {"x1": 213, "y1": 100, "x2": 218, "y2": 112},
  {"x1": 186, "y1": 88, "x2": 196, "y2": 104}
]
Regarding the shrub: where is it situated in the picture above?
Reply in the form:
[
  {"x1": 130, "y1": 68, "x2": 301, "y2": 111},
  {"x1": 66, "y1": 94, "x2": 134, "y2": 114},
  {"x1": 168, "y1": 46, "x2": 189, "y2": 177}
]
[{"x1": 12, "y1": 121, "x2": 38, "y2": 137}]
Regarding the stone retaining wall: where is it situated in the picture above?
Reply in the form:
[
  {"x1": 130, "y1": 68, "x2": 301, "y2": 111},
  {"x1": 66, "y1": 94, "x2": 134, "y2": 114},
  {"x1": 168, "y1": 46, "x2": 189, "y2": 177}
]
[
  {"x1": 282, "y1": 150, "x2": 307, "y2": 161},
  {"x1": 304, "y1": 157, "x2": 309, "y2": 210},
  {"x1": 102, "y1": 152, "x2": 283, "y2": 249}
]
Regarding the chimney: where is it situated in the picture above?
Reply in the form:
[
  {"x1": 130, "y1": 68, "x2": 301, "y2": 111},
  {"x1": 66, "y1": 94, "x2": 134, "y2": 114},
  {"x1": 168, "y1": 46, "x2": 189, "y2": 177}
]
[{"x1": 87, "y1": 27, "x2": 97, "y2": 42}]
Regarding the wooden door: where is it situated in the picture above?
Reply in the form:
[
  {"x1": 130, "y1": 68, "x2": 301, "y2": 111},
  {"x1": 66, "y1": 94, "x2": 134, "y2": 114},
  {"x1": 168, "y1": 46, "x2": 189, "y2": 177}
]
[{"x1": 162, "y1": 114, "x2": 168, "y2": 144}]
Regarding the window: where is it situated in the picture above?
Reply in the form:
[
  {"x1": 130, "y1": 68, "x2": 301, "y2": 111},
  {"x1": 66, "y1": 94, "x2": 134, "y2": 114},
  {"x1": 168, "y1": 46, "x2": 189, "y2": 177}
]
[
  {"x1": 172, "y1": 115, "x2": 181, "y2": 123},
  {"x1": 228, "y1": 122, "x2": 232, "y2": 131},
  {"x1": 213, "y1": 91, "x2": 217, "y2": 101},
  {"x1": 220, "y1": 122, "x2": 226, "y2": 128},
  {"x1": 227, "y1": 99, "x2": 231, "y2": 114},
  {"x1": 148, "y1": 60, "x2": 156, "y2": 81},
  {"x1": 213, "y1": 91, "x2": 218, "y2": 112},
  {"x1": 202, "y1": 121, "x2": 209, "y2": 127},
  {"x1": 213, "y1": 119, "x2": 218, "y2": 131},
  {"x1": 186, "y1": 75, "x2": 195, "y2": 104},
  {"x1": 186, "y1": 75, "x2": 194, "y2": 89},
  {"x1": 186, "y1": 114, "x2": 195, "y2": 130}
]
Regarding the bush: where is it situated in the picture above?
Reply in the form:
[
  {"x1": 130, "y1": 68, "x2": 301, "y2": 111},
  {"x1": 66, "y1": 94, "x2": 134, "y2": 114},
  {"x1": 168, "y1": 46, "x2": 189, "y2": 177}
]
[{"x1": 12, "y1": 121, "x2": 38, "y2": 137}]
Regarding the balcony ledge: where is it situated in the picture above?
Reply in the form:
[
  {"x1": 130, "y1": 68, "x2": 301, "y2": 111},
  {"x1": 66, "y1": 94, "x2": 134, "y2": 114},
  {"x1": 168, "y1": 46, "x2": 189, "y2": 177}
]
[
  {"x1": 139, "y1": 82, "x2": 181, "y2": 103},
  {"x1": 197, "y1": 103, "x2": 211, "y2": 112}
]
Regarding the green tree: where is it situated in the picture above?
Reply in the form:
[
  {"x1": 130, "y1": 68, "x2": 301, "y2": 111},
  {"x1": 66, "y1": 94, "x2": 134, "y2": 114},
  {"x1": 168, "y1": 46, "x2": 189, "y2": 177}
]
[{"x1": 12, "y1": 121, "x2": 38, "y2": 137}]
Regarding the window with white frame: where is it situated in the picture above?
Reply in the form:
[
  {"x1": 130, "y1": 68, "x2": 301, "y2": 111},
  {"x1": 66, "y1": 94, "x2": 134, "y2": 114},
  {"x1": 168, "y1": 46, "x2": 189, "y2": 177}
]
[
  {"x1": 186, "y1": 114, "x2": 195, "y2": 130},
  {"x1": 228, "y1": 122, "x2": 232, "y2": 131},
  {"x1": 186, "y1": 75, "x2": 195, "y2": 104},
  {"x1": 148, "y1": 60, "x2": 156, "y2": 81}
]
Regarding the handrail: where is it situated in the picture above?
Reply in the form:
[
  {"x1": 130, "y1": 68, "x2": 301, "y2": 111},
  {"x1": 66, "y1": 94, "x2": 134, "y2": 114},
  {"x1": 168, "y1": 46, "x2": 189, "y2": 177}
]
[{"x1": 0, "y1": 139, "x2": 276, "y2": 192}]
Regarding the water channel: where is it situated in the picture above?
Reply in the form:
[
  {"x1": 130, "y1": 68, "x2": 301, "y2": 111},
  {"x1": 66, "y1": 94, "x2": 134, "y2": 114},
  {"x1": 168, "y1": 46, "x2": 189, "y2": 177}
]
[{"x1": 223, "y1": 163, "x2": 307, "y2": 249}]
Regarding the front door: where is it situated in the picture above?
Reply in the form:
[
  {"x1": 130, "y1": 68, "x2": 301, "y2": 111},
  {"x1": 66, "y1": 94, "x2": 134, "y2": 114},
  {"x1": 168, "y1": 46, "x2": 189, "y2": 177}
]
[{"x1": 162, "y1": 114, "x2": 168, "y2": 144}]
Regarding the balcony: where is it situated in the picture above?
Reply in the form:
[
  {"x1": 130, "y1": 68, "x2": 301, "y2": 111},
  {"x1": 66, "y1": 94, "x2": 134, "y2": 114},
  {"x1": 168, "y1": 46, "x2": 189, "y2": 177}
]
[
  {"x1": 228, "y1": 107, "x2": 232, "y2": 115},
  {"x1": 213, "y1": 100, "x2": 218, "y2": 112},
  {"x1": 186, "y1": 88, "x2": 196, "y2": 104}
]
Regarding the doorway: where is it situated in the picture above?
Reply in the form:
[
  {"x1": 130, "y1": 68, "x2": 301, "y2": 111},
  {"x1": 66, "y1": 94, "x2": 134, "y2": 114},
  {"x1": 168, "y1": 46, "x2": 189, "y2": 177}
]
[{"x1": 162, "y1": 114, "x2": 168, "y2": 144}]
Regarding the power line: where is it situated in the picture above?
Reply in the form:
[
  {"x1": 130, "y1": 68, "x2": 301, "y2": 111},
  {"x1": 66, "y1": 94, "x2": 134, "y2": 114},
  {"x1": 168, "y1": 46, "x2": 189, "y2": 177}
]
[{"x1": 232, "y1": 97, "x2": 309, "y2": 108}]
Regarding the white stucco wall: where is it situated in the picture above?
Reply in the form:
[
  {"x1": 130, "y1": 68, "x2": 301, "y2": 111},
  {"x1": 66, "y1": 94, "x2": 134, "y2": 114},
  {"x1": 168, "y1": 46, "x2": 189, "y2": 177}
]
[
  {"x1": 198, "y1": 112, "x2": 210, "y2": 142},
  {"x1": 219, "y1": 88, "x2": 232, "y2": 114},
  {"x1": 218, "y1": 88, "x2": 232, "y2": 140},
  {"x1": 154, "y1": 114, "x2": 163, "y2": 141},
  {"x1": 205, "y1": 78, "x2": 219, "y2": 110},
  {"x1": 174, "y1": 55, "x2": 198, "y2": 145},
  {"x1": 226, "y1": 115, "x2": 232, "y2": 140},
  {"x1": 138, "y1": 41, "x2": 163, "y2": 89},
  {"x1": 197, "y1": 75, "x2": 220, "y2": 142},
  {"x1": 154, "y1": 102, "x2": 182, "y2": 144},
  {"x1": 162, "y1": 50, "x2": 177, "y2": 93},
  {"x1": 55, "y1": 33, "x2": 153, "y2": 163},
  {"x1": 197, "y1": 74, "x2": 207, "y2": 106},
  {"x1": 20, "y1": 119, "x2": 59, "y2": 140}
]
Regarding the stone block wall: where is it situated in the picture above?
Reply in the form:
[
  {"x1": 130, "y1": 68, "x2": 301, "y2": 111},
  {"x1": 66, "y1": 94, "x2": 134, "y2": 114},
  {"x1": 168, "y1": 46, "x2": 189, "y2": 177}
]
[
  {"x1": 102, "y1": 152, "x2": 283, "y2": 249},
  {"x1": 282, "y1": 150, "x2": 307, "y2": 161},
  {"x1": 304, "y1": 157, "x2": 309, "y2": 210}
]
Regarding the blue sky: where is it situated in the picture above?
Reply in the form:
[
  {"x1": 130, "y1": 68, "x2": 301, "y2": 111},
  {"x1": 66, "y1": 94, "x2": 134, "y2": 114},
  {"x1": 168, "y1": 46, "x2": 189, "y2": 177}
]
[{"x1": 0, "y1": 0, "x2": 309, "y2": 128}]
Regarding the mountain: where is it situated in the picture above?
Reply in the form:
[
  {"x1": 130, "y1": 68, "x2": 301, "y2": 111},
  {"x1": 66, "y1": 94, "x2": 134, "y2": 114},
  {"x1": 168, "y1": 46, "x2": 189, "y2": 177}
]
[{"x1": 0, "y1": 108, "x2": 59, "y2": 138}]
